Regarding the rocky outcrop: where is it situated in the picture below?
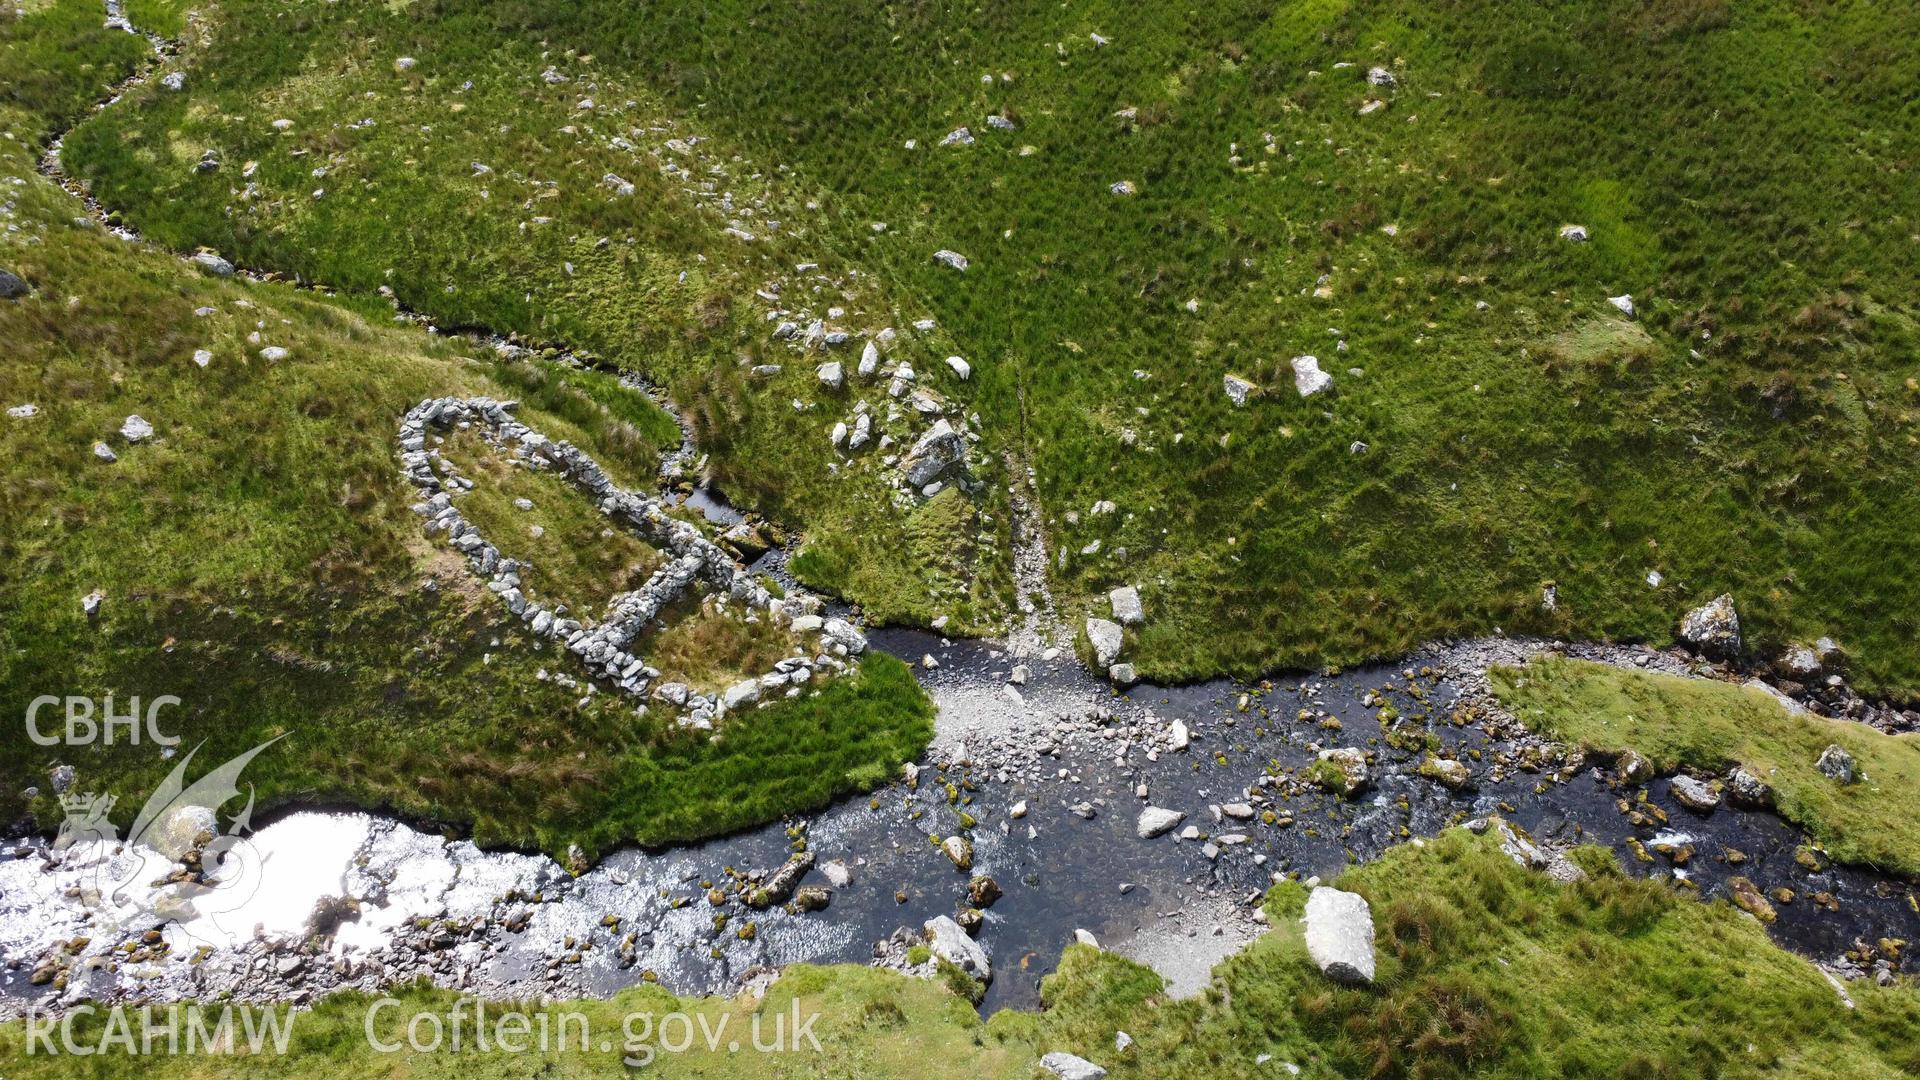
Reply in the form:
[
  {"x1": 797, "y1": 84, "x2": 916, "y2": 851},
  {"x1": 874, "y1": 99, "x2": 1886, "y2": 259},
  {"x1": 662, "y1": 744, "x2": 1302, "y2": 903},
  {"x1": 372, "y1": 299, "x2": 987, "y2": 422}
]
[{"x1": 1302, "y1": 887, "x2": 1374, "y2": 984}]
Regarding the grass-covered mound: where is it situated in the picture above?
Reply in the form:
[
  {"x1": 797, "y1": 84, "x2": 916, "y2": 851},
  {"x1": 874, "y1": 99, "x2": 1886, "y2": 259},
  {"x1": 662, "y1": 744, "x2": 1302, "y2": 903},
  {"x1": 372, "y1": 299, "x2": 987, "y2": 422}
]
[
  {"x1": 1491, "y1": 656, "x2": 1920, "y2": 875},
  {"x1": 0, "y1": 3, "x2": 933, "y2": 858},
  {"x1": 57, "y1": 0, "x2": 1920, "y2": 691},
  {"x1": 4, "y1": 829, "x2": 1915, "y2": 1077}
]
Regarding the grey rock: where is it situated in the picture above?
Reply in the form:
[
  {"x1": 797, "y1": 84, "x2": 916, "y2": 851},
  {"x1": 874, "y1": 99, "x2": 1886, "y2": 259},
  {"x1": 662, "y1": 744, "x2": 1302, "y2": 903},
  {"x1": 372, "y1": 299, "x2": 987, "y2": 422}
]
[
  {"x1": 1815, "y1": 744, "x2": 1855, "y2": 785},
  {"x1": 1669, "y1": 775, "x2": 1720, "y2": 813},
  {"x1": 1314, "y1": 747, "x2": 1369, "y2": 796},
  {"x1": 1223, "y1": 373, "x2": 1255, "y2": 406},
  {"x1": 0, "y1": 269, "x2": 29, "y2": 299},
  {"x1": 1109, "y1": 585, "x2": 1144, "y2": 625},
  {"x1": 931, "y1": 249, "x2": 969, "y2": 271},
  {"x1": 923, "y1": 915, "x2": 990, "y2": 980},
  {"x1": 1727, "y1": 766, "x2": 1773, "y2": 808},
  {"x1": 1136, "y1": 807, "x2": 1185, "y2": 839},
  {"x1": 1680, "y1": 594, "x2": 1741, "y2": 658},
  {"x1": 1086, "y1": 618, "x2": 1124, "y2": 667},
  {"x1": 903, "y1": 420, "x2": 969, "y2": 487},
  {"x1": 119, "y1": 414, "x2": 154, "y2": 442},
  {"x1": 1302, "y1": 887, "x2": 1374, "y2": 984},
  {"x1": 189, "y1": 252, "x2": 235, "y2": 277},
  {"x1": 1040, "y1": 1052, "x2": 1107, "y2": 1080},
  {"x1": 1291, "y1": 355, "x2": 1333, "y2": 396}
]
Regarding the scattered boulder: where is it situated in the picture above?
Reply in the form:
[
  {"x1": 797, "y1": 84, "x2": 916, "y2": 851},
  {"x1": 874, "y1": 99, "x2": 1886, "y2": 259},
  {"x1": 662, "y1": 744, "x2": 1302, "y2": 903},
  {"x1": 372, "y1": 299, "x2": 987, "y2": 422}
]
[
  {"x1": 1669, "y1": 775, "x2": 1721, "y2": 813},
  {"x1": 1366, "y1": 66, "x2": 1397, "y2": 86},
  {"x1": 1559, "y1": 224, "x2": 1590, "y2": 242},
  {"x1": 817, "y1": 361, "x2": 844, "y2": 389},
  {"x1": 1727, "y1": 766, "x2": 1773, "y2": 808},
  {"x1": 1107, "y1": 663, "x2": 1137, "y2": 686},
  {"x1": 1728, "y1": 877, "x2": 1776, "y2": 923},
  {"x1": 968, "y1": 875, "x2": 1002, "y2": 908},
  {"x1": 1136, "y1": 807, "x2": 1185, "y2": 839},
  {"x1": 1679, "y1": 594, "x2": 1741, "y2": 658},
  {"x1": 1778, "y1": 644, "x2": 1822, "y2": 679},
  {"x1": 791, "y1": 885, "x2": 832, "y2": 912},
  {"x1": 944, "y1": 355, "x2": 971, "y2": 380},
  {"x1": 932, "y1": 249, "x2": 970, "y2": 271},
  {"x1": 1302, "y1": 886, "x2": 1375, "y2": 984},
  {"x1": 903, "y1": 420, "x2": 969, "y2": 487},
  {"x1": 1312, "y1": 748, "x2": 1369, "y2": 796},
  {"x1": 119, "y1": 415, "x2": 154, "y2": 442},
  {"x1": 189, "y1": 252, "x2": 235, "y2": 277},
  {"x1": 1467, "y1": 816, "x2": 1548, "y2": 871},
  {"x1": 1223, "y1": 373, "x2": 1256, "y2": 406},
  {"x1": 1616, "y1": 748, "x2": 1653, "y2": 785},
  {"x1": 1290, "y1": 355, "x2": 1333, "y2": 396},
  {"x1": 1040, "y1": 1051, "x2": 1108, "y2": 1080},
  {"x1": 1815, "y1": 744, "x2": 1855, "y2": 785},
  {"x1": 1419, "y1": 756, "x2": 1471, "y2": 791},
  {"x1": 923, "y1": 915, "x2": 990, "y2": 980},
  {"x1": 1086, "y1": 618, "x2": 1124, "y2": 667},
  {"x1": 93, "y1": 442, "x2": 118, "y2": 463},
  {"x1": 747, "y1": 852, "x2": 815, "y2": 908},
  {"x1": 941, "y1": 834, "x2": 974, "y2": 872},
  {"x1": 1109, "y1": 180, "x2": 1137, "y2": 196},
  {"x1": 1109, "y1": 585, "x2": 1144, "y2": 625},
  {"x1": 1607, "y1": 294, "x2": 1635, "y2": 318},
  {"x1": 0, "y1": 269, "x2": 28, "y2": 299}
]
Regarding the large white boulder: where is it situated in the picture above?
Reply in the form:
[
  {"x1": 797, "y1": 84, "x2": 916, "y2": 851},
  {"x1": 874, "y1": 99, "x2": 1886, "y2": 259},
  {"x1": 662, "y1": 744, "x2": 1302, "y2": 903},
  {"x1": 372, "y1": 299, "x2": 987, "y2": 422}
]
[
  {"x1": 1291, "y1": 355, "x2": 1333, "y2": 396},
  {"x1": 1302, "y1": 886, "x2": 1375, "y2": 984},
  {"x1": 1136, "y1": 806, "x2": 1185, "y2": 839},
  {"x1": 923, "y1": 915, "x2": 990, "y2": 980}
]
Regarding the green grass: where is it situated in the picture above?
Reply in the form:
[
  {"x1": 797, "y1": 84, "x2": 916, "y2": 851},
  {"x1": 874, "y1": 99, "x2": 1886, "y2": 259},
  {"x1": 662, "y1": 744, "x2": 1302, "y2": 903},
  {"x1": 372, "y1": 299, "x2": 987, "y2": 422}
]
[
  {"x1": 5, "y1": 828, "x2": 1915, "y2": 1077},
  {"x1": 1492, "y1": 656, "x2": 1920, "y2": 874},
  {"x1": 51, "y1": 0, "x2": 1920, "y2": 691},
  {"x1": 0, "y1": 1, "x2": 934, "y2": 860}
]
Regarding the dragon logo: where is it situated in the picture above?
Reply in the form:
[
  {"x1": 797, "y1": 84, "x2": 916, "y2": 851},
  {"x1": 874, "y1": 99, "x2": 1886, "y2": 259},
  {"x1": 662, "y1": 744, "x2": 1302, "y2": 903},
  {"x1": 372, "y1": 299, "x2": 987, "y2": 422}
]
[{"x1": 51, "y1": 736, "x2": 286, "y2": 949}]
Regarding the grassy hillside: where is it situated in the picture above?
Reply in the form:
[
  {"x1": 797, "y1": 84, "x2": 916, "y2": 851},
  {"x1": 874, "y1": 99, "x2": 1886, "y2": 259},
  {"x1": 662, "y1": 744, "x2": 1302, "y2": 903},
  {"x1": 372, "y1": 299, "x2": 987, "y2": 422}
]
[
  {"x1": 3, "y1": 828, "x2": 1915, "y2": 1077},
  {"x1": 56, "y1": 0, "x2": 1920, "y2": 691},
  {"x1": 1492, "y1": 656, "x2": 1920, "y2": 875},
  {"x1": 0, "y1": 0, "x2": 932, "y2": 857}
]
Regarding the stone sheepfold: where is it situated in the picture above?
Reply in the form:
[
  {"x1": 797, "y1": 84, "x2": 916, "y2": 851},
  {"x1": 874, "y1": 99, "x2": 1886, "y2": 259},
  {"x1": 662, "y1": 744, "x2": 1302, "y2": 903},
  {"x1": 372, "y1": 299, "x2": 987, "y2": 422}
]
[{"x1": 397, "y1": 396, "x2": 865, "y2": 728}]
